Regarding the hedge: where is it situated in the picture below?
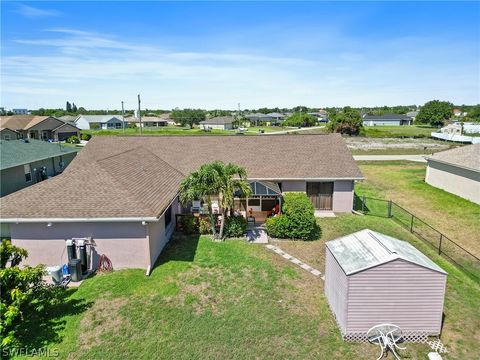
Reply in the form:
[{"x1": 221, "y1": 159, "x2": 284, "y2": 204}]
[{"x1": 266, "y1": 192, "x2": 320, "y2": 240}]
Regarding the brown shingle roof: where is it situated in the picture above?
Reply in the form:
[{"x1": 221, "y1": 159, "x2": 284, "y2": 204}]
[
  {"x1": 0, "y1": 116, "x2": 56, "y2": 131},
  {"x1": 0, "y1": 134, "x2": 362, "y2": 220},
  {"x1": 426, "y1": 144, "x2": 480, "y2": 172}
]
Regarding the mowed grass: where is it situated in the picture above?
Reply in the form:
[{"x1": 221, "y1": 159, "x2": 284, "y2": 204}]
[
  {"x1": 360, "y1": 125, "x2": 437, "y2": 138},
  {"x1": 82, "y1": 125, "x2": 285, "y2": 137},
  {"x1": 16, "y1": 235, "x2": 375, "y2": 360},
  {"x1": 273, "y1": 214, "x2": 480, "y2": 359},
  {"x1": 356, "y1": 161, "x2": 480, "y2": 257}
]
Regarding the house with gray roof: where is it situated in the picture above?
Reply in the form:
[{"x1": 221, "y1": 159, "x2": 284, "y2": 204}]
[
  {"x1": 325, "y1": 229, "x2": 446, "y2": 340},
  {"x1": 362, "y1": 114, "x2": 413, "y2": 126},
  {"x1": 425, "y1": 144, "x2": 480, "y2": 204},
  {"x1": 200, "y1": 116, "x2": 235, "y2": 130},
  {"x1": 75, "y1": 115, "x2": 127, "y2": 130},
  {"x1": 0, "y1": 134, "x2": 362, "y2": 272},
  {"x1": 0, "y1": 139, "x2": 78, "y2": 197}
]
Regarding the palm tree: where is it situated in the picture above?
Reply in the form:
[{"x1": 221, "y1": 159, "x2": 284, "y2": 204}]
[{"x1": 179, "y1": 161, "x2": 251, "y2": 239}]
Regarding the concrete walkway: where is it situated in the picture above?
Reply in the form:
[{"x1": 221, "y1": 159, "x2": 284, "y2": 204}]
[
  {"x1": 247, "y1": 224, "x2": 268, "y2": 244},
  {"x1": 353, "y1": 154, "x2": 427, "y2": 163},
  {"x1": 266, "y1": 244, "x2": 324, "y2": 279}
]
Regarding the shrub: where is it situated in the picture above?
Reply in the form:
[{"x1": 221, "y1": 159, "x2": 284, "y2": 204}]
[
  {"x1": 66, "y1": 135, "x2": 80, "y2": 144},
  {"x1": 265, "y1": 192, "x2": 320, "y2": 240},
  {"x1": 90, "y1": 123, "x2": 100, "y2": 130},
  {"x1": 283, "y1": 113, "x2": 317, "y2": 127},
  {"x1": 198, "y1": 217, "x2": 212, "y2": 235},
  {"x1": 327, "y1": 107, "x2": 363, "y2": 135},
  {"x1": 81, "y1": 133, "x2": 91, "y2": 141},
  {"x1": 224, "y1": 215, "x2": 247, "y2": 238},
  {"x1": 180, "y1": 215, "x2": 198, "y2": 235}
]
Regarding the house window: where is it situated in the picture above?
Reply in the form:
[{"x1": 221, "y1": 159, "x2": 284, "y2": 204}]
[
  {"x1": 248, "y1": 198, "x2": 260, "y2": 206},
  {"x1": 165, "y1": 204, "x2": 172, "y2": 228},
  {"x1": 4, "y1": 134, "x2": 10, "y2": 140},
  {"x1": 24, "y1": 164, "x2": 32, "y2": 182}
]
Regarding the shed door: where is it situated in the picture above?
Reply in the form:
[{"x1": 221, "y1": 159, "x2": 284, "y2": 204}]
[{"x1": 307, "y1": 182, "x2": 333, "y2": 210}]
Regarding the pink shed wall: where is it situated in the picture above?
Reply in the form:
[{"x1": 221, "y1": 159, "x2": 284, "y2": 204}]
[
  {"x1": 332, "y1": 180, "x2": 354, "y2": 212},
  {"x1": 10, "y1": 222, "x2": 150, "y2": 270},
  {"x1": 346, "y1": 259, "x2": 446, "y2": 335},
  {"x1": 324, "y1": 248, "x2": 348, "y2": 333}
]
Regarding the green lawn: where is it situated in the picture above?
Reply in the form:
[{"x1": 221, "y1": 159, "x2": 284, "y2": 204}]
[
  {"x1": 360, "y1": 125, "x2": 437, "y2": 138},
  {"x1": 17, "y1": 214, "x2": 480, "y2": 359},
  {"x1": 355, "y1": 161, "x2": 480, "y2": 257}
]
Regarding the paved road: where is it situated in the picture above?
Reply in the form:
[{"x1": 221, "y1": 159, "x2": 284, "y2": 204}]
[
  {"x1": 260, "y1": 126, "x2": 325, "y2": 135},
  {"x1": 353, "y1": 154, "x2": 427, "y2": 163}
]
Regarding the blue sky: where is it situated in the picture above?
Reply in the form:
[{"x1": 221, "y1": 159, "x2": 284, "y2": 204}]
[{"x1": 1, "y1": 1, "x2": 479, "y2": 110}]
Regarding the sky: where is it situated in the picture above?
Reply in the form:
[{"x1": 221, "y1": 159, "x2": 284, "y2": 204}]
[{"x1": 1, "y1": 1, "x2": 479, "y2": 110}]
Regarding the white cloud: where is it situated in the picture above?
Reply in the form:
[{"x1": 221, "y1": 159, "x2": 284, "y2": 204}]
[
  {"x1": 14, "y1": 4, "x2": 62, "y2": 18},
  {"x1": 2, "y1": 28, "x2": 479, "y2": 109}
]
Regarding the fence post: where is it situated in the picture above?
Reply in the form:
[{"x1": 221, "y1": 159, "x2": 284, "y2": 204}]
[
  {"x1": 387, "y1": 200, "x2": 392, "y2": 218},
  {"x1": 410, "y1": 214, "x2": 414, "y2": 233},
  {"x1": 439, "y1": 234, "x2": 443, "y2": 255},
  {"x1": 362, "y1": 195, "x2": 365, "y2": 213}
]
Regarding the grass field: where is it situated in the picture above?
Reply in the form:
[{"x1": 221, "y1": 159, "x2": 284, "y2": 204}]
[
  {"x1": 360, "y1": 125, "x2": 437, "y2": 138},
  {"x1": 355, "y1": 161, "x2": 480, "y2": 257},
  {"x1": 17, "y1": 215, "x2": 480, "y2": 359},
  {"x1": 82, "y1": 125, "x2": 284, "y2": 136}
]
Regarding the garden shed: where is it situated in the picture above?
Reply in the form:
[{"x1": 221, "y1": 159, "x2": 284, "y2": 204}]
[{"x1": 324, "y1": 229, "x2": 447, "y2": 342}]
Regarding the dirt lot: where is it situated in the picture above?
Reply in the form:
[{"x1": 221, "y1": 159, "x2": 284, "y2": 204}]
[{"x1": 345, "y1": 137, "x2": 458, "y2": 154}]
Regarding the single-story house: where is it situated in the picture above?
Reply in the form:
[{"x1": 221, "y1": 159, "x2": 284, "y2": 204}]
[
  {"x1": 12, "y1": 108, "x2": 29, "y2": 115},
  {"x1": 75, "y1": 115, "x2": 127, "y2": 130},
  {"x1": 0, "y1": 127, "x2": 21, "y2": 140},
  {"x1": 130, "y1": 116, "x2": 169, "y2": 128},
  {"x1": 425, "y1": 144, "x2": 480, "y2": 204},
  {"x1": 325, "y1": 229, "x2": 447, "y2": 341},
  {"x1": 0, "y1": 116, "x2": 81, "y2": 141},
  {"x1": 0, "y1": 134, "x2": 363, "y2": 273},
  {"x1": 199, "y1": 116, "x2": 235, "y2": 130},
  {"x1": 406, "y1": 111, "x2": 418, "y2": 120},
  {"x1": 0, "y1": 139, "x2": 78, "y2": 197},
  {"x1": 362, "y1": 114, "x2": 413, "y2": 126}
]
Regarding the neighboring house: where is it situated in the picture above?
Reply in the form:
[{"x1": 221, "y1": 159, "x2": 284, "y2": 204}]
[
  {"x1": 130, "y1": 116, "x2": 169, "y2": 127},
  {"x1": 12, "y1": 108, "x2": 29, "y2": 115},
  {"x1": 440, "y1": 122, "x2": 480, "y2": 135},
  {"x1": 0, "y1": 127, "x2": 21, "y2": 140},
  {"x1": 245, "y1": 113, "x2": 286, "y2": 126},
  {"x1": 452, "y1": 108, "x2": 462, "y2": 117},
  {"x1": 75, "y1": 115, "x2": 127, "y2": 130},
  {"x1": 406, "y1": 111, "x2": 418, "y2": 120},
  {"x1": 362, "y1": 114, "x2": 413, "y2": 126},
  {"x1": 266, "y1": 112, "x2": 285, "y2": 125},
  {"x1": 199, "y1": 116, "x2": 235, "y2": 130},
  {"x1": 0, "y1": 116, "x2": 80, "y2": 141},
  {"x1": 325, "y1": 229, "x2": 446, "y2": 341},
  {"x1": 0, "y1": 139, "x2": 78, "y2": 197},
  {"x1": 0, "y1": 134, "x2": 363, "y2": 272},
  {"x1": 425, "y1": 144, "x2": 480, "y2": 204}
]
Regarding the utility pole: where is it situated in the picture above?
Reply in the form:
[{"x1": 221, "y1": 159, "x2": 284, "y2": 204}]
[
  {"x1": 137, "y1": 94, "x2": 142, "y2": 135},
  {"x1": 121, "y1": 101, "x2": 125, "y2": 134}
]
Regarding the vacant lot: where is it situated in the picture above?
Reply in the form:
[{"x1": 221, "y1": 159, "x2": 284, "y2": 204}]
[
  {"x1": 346, "y1": 137, "x2": 459, "y2": 155},
  {"x1": 355, "y1": 161, "x2": 480, "y2": 257},
  {"x1": 360, "y1": 125, "x2": 436, "y2": 138}
]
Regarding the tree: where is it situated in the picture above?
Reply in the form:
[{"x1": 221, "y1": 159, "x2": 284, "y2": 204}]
[
  {"x1": 327, "y1": 107, "x2": 363, "y2": 135},
  {"x1": 171, "y1": 109, "x2": 206, "y2": 129},
  {"x1": 292, "y1": 105, "x2": 309, "y2": 113},
  {"x1": 0, "y1": 240, "x2": 59, "y2": 351},
  {"x1": 465, "y1": 105, "x2": 480, "y2": 121},
  {"x1": 283, "y1": 113, "x2": 317, "y2": 127},
  {"x1": 72, "y1": 103, "x2": 78, "y2": 113},
  {"x1": 179, "y1": 161, "x2": 251, "y2": 239},
  {"x1": 416, "y1": 100, "x2": 453, "y2": 127},
  {"x1": 66, "y1": 101, "x2": 72, "y2": 113},
  {"x1": 77, "y1": 107, "x2": 87, "y2": 114}
]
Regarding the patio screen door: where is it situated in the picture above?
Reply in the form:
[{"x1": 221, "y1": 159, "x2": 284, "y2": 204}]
[{"x1": 307, "y1": 182, "x2": 333, "y2": 210}]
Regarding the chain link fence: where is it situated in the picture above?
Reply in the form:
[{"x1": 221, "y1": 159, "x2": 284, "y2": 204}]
[{"x1": 354, "y1": 194, "x2": 480, "y2": 282}]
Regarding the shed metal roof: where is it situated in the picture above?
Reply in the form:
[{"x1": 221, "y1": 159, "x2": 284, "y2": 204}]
[{"x1": 326, "y1": 229, "x2": 447, "y2": 275}]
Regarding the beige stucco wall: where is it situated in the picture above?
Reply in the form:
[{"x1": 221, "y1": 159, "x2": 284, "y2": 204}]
[
  {"x1": 148, "y1": 198, "x2": 178, "y2": 267},
  {"x1": 10, "y1": 222, "x2": 151, "y2": 270},
  {"x1": 426, "y1": 160, "x2": 480, "y2": 204}
]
